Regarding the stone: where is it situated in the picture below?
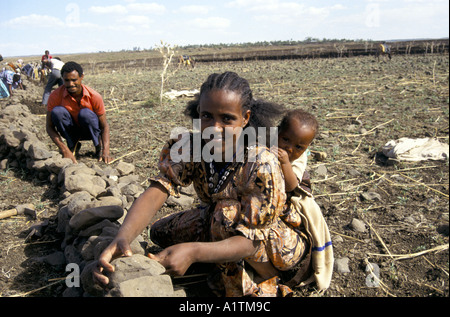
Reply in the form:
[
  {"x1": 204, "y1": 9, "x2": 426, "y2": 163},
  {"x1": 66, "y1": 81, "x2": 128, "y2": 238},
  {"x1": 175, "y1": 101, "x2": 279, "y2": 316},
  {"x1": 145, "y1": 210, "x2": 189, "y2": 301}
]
[
  {"x1": 69, "y1": 205, "x2": 124, "y2": 231},
  {"x1": 79, "y1": 219, "x2": 119, "y2": 237},
  {"x1": 118, "y1": 174, "x2": 139, "y2": 184},
  {"x1": 57, "y1": 206, "x2": 71, "y2": 233},
  {"x1": 47, "y1": 156, "x2": 72, "y2": 174},
  {"x1": 81, "y1": 235, "x2": 105, "y2": 261},
  {"x1": 80, "y1": 261, "x2": 106, "y2": 297},
  {"x1": 0, "y1": 158, "x2": 7, "y2": 169},
  {"x1": 38, "y1": 251, "x2": 66, "y2": 267},
  {"x1": 105, "y1": 254, "x2": 166, "y2": 289},
  {"x1": 64, "y1": 244, "x2": 84, "y2": 264},
  {"x1": 365, "y1": 262, "x2": 380, "y2": 287},
  {"x1": 64, "y1": 174, "x2": 107, "y2": 197},
  {"x1": 28, "y1": 143, "x2": 52, "y2": 160},
  {"x1": 95, "y1": 196, "x2": 123, "y2": 207},
  {"x1": 116, "y1": 161, "x2": 135, "y2": 176},
  {"x1": 3, "y1": 131, "x2": 21, "y2": 147},
  {"x1": 121, "y1": 183, "x2": 144, "y2": 198},
  {"x1": 348, "y1": 168, "x2": 361, "y2": 177},
  {"x1": 360, "y1": 191, "x2": 382, "y2": 202},
  {"x1": 65, "y1": 192, "x2": 96, "y2": 217},
  {"x1": 334, "y1": 257, "x2": 351, "y2": 273},
  {"x1": 58, "y1": 162, "x2": 90, "y2": 183},
  {"x1": 107, "y1": 275, "x2": 175, "y2": 297},
  {"x1": 349, "y1": 218, "x2": 367, "y2": 233},
  {"x1": 315, "y1": 165, "x2": 328, "y2": 177}
]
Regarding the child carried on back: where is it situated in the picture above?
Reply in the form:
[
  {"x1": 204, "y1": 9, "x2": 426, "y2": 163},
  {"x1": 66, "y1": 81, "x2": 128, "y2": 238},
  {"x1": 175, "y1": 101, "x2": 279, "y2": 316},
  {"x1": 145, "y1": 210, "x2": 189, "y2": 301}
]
[{"x1": 271, "y1": 108, "x2": 334, "y2": 291}]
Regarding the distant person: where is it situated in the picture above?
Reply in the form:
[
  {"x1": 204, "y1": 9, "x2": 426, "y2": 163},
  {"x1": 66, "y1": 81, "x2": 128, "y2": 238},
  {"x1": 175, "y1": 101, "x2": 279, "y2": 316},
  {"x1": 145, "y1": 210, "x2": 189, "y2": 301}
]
[
  {"x1": 42, "y1": 57, "x2": 65, "y2": 106},
  {"x1": 41, "y1": 50, "x2": 52, "y2": 63},
  {"x1": 0, "y1": 69, "x2": 23, "y2": 96},
  {"x1": 0, "y1": 54, "x2": 3, "y2": 62},
  {"x1": 40, "y1": 50, "x2": 52, "y2": 84},
  {"x1": 0, "y1": 75, "x2": 10, "y2": 99},
  {"x1": 46, "y1": 61, "x2": 113, "y2": 164}
]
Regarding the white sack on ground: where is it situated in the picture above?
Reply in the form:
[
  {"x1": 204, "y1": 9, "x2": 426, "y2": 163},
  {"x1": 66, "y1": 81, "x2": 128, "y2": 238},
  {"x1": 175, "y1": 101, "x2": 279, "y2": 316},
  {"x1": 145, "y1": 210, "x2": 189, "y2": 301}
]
[
  {"x1": 163, "y1": 89, "x2": 199, "y2": 100},
  {"x1": 382, "y1": 137, "x2": 449, "y2": 161}
]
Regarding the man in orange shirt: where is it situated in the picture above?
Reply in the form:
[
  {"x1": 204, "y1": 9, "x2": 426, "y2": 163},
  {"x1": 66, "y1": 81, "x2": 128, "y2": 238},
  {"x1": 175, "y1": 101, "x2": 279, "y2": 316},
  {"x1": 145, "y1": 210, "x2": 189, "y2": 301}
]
[{"x1": 46, "y1": 61, "x2": 113, "y2": 164}]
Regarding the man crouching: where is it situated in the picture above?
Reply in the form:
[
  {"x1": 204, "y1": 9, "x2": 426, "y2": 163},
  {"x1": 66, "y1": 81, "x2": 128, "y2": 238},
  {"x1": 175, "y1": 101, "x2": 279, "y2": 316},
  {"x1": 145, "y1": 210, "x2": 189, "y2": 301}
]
[{"x1": 46, "y1": 61, "x2": 113, "y2": 164}]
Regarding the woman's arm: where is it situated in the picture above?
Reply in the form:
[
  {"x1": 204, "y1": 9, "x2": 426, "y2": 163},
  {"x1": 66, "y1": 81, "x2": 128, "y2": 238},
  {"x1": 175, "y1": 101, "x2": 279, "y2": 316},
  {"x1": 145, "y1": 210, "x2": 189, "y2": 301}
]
[
  {"x1": 93, "y1": 182, "x2": 169, "y2": 285},
  {"x1": 150, "y1": 236, "x2": 259, "y2": 276}
]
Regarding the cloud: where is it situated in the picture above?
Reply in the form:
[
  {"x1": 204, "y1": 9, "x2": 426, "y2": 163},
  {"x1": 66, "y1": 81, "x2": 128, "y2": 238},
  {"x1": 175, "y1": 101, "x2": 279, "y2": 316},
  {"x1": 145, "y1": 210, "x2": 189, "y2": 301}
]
[
  {"x1": 2, "y1": 14, "x2": 65, "y2": 28},
  {"x1": 226, "y1": 0, "x2": 345, "y2": 25},
  {"x1": 89, "y1": 5, "x2": 128, "y2": 14},
  {"x1": 116, "y1": 15, "x2": 153, "y2": 31},
  {"x1": 189, "y1": 17, "x2": 231, "y2": 29},
  {"x1": 127, "y1": 3, "x2": 166, "y2": 15},
  {"x1": 89, "y1": 2, "x2": 166, "y2": 15},
  {"x1": 119, "y1": 15, "x2": 153, "y2": 26},
  {"x1": 177, "y1": 5, "x2": 211, "y2": 15}
]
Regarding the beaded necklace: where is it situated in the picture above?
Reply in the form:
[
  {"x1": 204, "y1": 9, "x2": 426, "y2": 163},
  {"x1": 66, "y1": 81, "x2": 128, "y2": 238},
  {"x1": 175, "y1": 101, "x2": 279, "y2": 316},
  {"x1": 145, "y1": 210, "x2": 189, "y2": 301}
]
[{"x1": 207, "y1": 152, "x2": 239, "y2": 194}]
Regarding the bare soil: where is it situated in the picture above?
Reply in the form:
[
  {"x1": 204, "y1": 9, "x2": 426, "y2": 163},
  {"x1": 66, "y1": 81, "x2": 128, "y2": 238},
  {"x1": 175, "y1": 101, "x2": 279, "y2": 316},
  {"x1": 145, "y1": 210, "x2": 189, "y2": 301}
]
[{"x1": 0, "y1": 50, "x2": 448, "y2": 298}]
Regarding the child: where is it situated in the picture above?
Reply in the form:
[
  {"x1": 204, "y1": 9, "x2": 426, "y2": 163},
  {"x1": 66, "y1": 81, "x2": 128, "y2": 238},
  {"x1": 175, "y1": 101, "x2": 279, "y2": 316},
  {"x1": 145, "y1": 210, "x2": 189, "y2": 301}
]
[
  {"x1": 272, "y1": 109, "x2": 318, "y2": 192},
  {"x1": 273, "y1": 109, "x2": 334, "y2": 291}
]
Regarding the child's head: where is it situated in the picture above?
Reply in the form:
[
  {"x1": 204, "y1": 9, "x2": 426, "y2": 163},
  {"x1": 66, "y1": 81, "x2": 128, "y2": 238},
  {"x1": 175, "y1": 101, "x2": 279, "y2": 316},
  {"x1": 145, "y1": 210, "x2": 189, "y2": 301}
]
[{"x1": 278, "y1": 109, "x2": 318, "y2": 162}]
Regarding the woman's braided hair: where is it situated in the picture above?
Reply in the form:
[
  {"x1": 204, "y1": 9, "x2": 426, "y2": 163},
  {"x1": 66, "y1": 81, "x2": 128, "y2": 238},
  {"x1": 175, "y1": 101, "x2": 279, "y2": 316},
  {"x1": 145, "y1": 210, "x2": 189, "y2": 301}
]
[{"x1": 185, "y1": 71, "x2": 285, "y2": 146}]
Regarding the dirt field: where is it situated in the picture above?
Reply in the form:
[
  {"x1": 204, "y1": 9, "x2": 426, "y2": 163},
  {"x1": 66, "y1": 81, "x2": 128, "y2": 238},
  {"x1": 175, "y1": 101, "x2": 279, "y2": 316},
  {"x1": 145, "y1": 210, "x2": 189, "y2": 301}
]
[{"x1": 0, "y1": 47, "x2": 448, "y2": 297}]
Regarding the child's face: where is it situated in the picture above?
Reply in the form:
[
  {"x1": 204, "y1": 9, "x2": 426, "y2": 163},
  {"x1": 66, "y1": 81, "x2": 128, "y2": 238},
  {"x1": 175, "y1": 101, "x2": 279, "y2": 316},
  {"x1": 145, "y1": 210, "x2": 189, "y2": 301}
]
[{"x1": 278, "y1": 118, "x2": 315, "y2": 162}]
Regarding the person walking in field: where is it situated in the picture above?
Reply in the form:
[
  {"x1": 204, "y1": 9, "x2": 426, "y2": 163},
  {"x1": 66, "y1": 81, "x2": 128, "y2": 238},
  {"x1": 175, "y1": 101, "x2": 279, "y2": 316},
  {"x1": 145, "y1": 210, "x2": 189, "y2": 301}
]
[{"x1": 45, "y1": 61, "x2": 113, "y2": 164}]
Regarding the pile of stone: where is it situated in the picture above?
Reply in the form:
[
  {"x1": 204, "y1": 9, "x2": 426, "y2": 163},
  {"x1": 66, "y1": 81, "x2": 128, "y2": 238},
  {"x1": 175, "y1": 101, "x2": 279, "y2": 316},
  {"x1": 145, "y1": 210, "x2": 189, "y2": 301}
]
[{"x1": 0, "y1": 103, "x2": 190, "y2": 297}]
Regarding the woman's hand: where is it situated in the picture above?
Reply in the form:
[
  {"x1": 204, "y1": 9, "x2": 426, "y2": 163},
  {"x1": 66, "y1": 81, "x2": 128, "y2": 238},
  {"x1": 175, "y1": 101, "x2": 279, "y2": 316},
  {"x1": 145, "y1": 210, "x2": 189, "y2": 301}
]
[
  {"x1": 149, "y1": 243, "x2": 197, "y2": 276},
  {"x1": 92, "y1": 237, "x2": 133, "y2": 286}
]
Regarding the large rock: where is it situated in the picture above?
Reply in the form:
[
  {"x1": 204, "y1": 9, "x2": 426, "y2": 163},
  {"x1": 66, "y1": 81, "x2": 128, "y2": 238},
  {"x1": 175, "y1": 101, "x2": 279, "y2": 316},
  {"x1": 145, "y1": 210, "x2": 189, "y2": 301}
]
[
  {"x1": 105, "y1": 254, "x2": 166, "y2": 289},
  {"x1": 28, "y1": 142, "x2": 52, "y2": 160},
  {"x1": 107, "y1": 275, "x2": 175, "y2": 297},
  {"x1": 116, "y1": 161, "x2": 135, "y2": 176},
  {"x1": 64, "y1": 174, "x2": 107, "y2": 197},
  {"x1": 69, "y1": 205, "x2": 124, "y2": 231}
]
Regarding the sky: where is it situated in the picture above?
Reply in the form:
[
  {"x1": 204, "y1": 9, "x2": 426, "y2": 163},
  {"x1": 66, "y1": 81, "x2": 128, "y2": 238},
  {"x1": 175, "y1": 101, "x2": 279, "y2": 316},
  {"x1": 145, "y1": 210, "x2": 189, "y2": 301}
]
[{"x1": 1, "y1": 0, "x2": 449, "y2": 57}]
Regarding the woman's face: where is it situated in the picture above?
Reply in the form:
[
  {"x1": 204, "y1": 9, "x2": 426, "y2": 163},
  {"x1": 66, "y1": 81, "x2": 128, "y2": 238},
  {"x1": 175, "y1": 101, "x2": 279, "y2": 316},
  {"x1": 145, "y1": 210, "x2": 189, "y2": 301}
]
[{"x1": 198, "y1": 89, "x2": 250, "y2": 161}]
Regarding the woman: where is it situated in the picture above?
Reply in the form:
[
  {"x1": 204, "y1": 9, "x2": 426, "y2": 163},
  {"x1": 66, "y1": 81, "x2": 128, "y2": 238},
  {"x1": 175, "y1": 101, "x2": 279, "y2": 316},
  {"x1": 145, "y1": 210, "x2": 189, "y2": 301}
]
[{"x1": 94, "y1": 72, "x2": 311, "y2": 296}]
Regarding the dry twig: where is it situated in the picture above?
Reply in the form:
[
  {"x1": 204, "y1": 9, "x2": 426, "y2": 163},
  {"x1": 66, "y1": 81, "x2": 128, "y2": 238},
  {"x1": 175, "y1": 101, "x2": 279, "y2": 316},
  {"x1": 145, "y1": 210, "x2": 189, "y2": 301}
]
[{"x1": 368, "y1": 243, "x2": 449, "y2": 260}]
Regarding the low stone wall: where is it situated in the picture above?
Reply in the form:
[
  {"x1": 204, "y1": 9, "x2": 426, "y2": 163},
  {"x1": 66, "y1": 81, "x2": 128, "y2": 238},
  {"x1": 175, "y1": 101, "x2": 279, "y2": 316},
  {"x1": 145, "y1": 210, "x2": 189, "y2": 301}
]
[{"x1": 0, "y1": 102, "x2": 189, "y2": 297}]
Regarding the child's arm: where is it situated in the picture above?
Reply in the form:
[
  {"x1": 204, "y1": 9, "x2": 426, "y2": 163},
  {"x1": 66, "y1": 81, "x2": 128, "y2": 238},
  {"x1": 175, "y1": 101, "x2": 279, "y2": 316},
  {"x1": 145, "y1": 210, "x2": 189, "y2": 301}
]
[
  {"x1": 280, "y1": 160, "x2": 299, "y2": 192},
  {"x1": 271, "y1": 147, "x2": 299, "y2": 192}
]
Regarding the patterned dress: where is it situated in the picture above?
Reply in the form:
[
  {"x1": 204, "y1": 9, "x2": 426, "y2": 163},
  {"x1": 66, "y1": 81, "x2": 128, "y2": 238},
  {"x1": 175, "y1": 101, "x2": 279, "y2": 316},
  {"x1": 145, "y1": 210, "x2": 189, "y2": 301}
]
[{"x1": 149, "y1": 136, "x2": 310, "y2": 296}]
